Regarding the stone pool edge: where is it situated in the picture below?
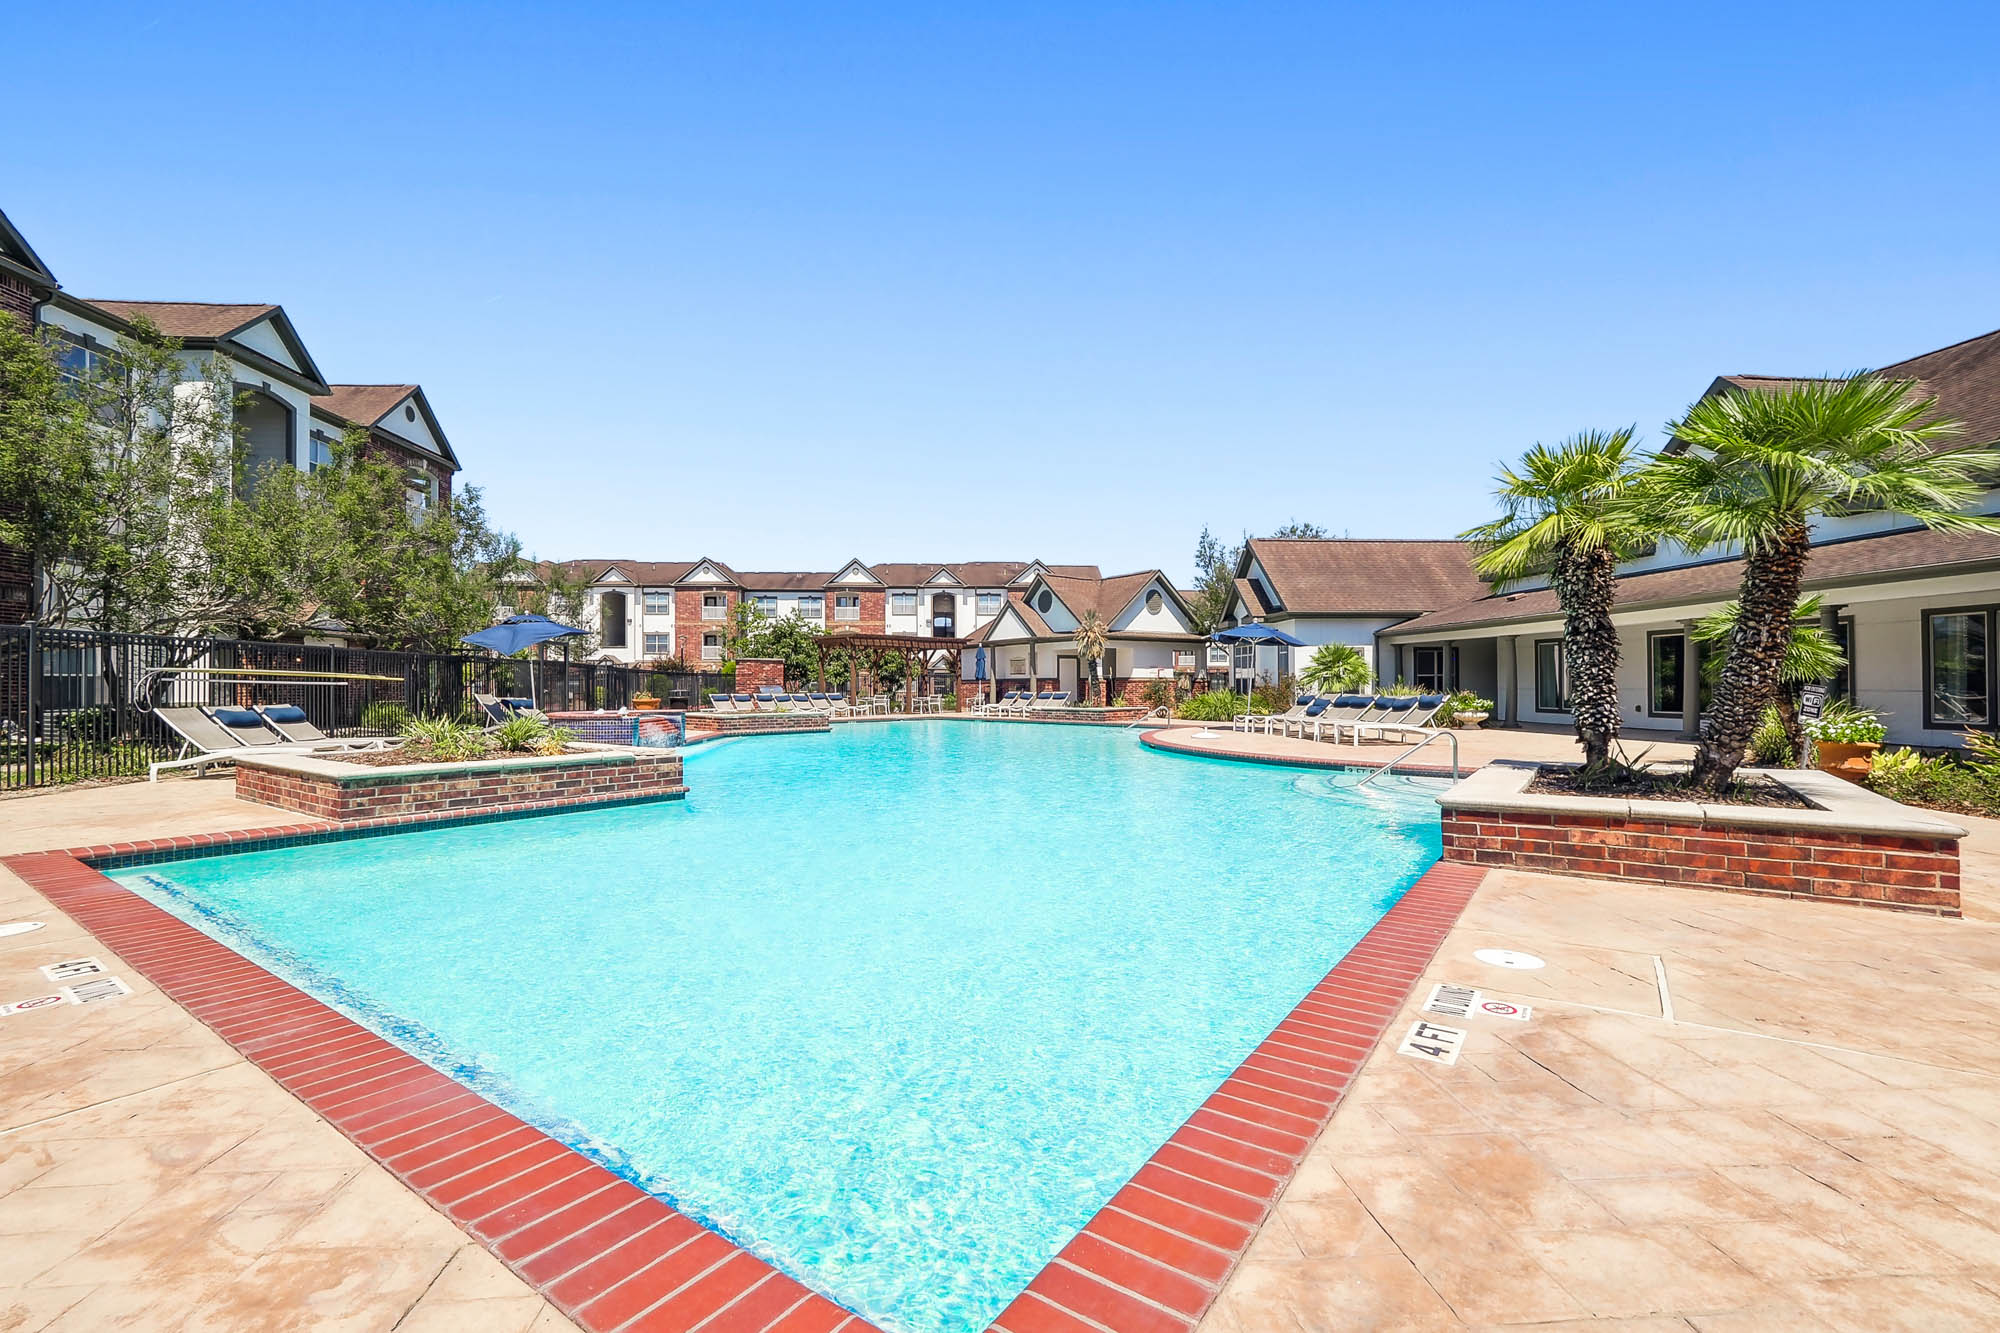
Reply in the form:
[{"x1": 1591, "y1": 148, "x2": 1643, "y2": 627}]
[{"x1": 5, "y1": 821, "x2": 1484, "y2": 1333}]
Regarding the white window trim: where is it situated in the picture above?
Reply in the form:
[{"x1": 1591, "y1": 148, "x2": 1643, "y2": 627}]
[{"x1": 834, "y1": 595, "x2": 861, "y2": 622}]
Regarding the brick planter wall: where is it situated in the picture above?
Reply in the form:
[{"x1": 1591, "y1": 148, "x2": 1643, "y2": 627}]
[
  {"x1": 683, "y1": 711, "x2": 831, "y2": 736},
  {"x1": 1440, "y1": 808, "x2": 1961, "y2": 916},
  {"x1": 736, "y1": 658, "x2": 785, "y2": 692},
  {"x1": 236, "y1": 750, "x2": 685, "y2": 822},
  {"x1": 986, "y1": 705, "x2": 1147, "y2": 724}
]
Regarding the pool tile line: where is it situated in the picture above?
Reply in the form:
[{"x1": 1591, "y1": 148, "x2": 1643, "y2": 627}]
[
  {"x1": 988, "y1": 860, "x2": 1488, "y2": 1333},
  {"x1": 2, "y1": 841, "x2": 1481, "y2": 1333},
  {"x1": 2, "y1": 846, "x2": 877, "y2": 1333}
]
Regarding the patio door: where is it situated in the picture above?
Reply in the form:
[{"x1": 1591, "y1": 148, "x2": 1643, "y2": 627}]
[{"x1": 1057, "y1": 656, "x2": 1079, "y2": 698}]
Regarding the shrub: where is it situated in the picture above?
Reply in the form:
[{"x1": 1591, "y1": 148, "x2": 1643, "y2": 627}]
[
  {"x1": 400, "y1": 715, "x2": 491, "y2": 760},
  {"x1": 1298, "y1": 643, "x2": 1371, "y2": 695},
  {"x1": 1868, "y1": 746, "x2": 2000, "y2": 816},
  {"x1": 1434, "y1": 691, "x2": 1493, "y2": 727},
  {"x1": 1138, "y1": 679, "x2": 1171, "y2": 710},
  {"x1": 360, "y1": 701, "x2": 411, "y2": 734},
  {"x1": 1174, "y1": 689, "x2": 1245, "y2": 722},
  {"x1": 491, "y1": 715, "x2": 551, "y2": 752},
  {"x1": 1748, "y1": 705, "x2": 1794, "y2": 766},
  {"x1": 1249, "y1": 683, "x2": 1290, "y2": 715}
]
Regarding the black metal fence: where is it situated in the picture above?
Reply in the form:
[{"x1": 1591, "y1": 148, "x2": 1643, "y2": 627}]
[{"x1": 0, "y1": 625, "x2": 731, "y2": 789}]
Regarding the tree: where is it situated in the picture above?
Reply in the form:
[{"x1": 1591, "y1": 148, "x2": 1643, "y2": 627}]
[
  {"x1": 1299, "y1": 642, "x2": 1371, "y2": 695},
  {"x1": 1270, "y1": 520, "x2": 1328, "y2": 539},
  {"x1": 1654, "y1": 377, "x2": 1998, "y2": 792},
  {"x1": 1462, "y1": 428, "x2": 1652, "y2": 768},
  {"x1": 1692, "y1": 594, "x2": 1845, "y2": 761},
  {"x1": 1073, "y1": 610, "x2": 1109, "y2": 705},
  {"x1": 0, "y1": 317, "x2": 96, "y2": 621},
  {"x1": 1188, "y1": 526, "x2": 1240, "y2": 634},
  {"x1": 736, "y1": 611, "x2": 826, "y2": 684},
  {"x1": 515, "y1": 560, "x2": 601, "y2": 655}
]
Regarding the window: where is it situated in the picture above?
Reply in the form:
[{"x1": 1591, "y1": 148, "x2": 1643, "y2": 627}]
[
  {"x1": 643, "y1": 633, "x2": 672, "y2": 657},
  {"x1": 643, "y1": 591, "x2": 671, "y2": 615},
  {"x1": 1927, "y1": 609, "x2": 1989, "y2": 728},
  {"x1": 1649, "y1": 632, "x2": 1687, "y2": 717},
  {"x1": 701, "y1": 594, "x2": 726, "y2": 621},
  {"x1": 1145, "y1": 590, "x2": 1163, "y2": 614},
  {"x1": 701, "y1": 633, "x2": 723, "y2": 661},
  {"x1": 890, "y1": 592, "x2": 917, "y2": 616},
  {"x1": 1832, "y1": 619, "x2": 1854, "y2": 701},
  {"x1": 53, "y1": 332, "x2": 115, "y2": 385},
  {"x1": 405, "y1": 470, "x2": 435, "y2": 512},
  {"x1": 977, "y1": 591, "x2": 1003, "y2": 615},
  {"x1": 835, "y1": 594, "x2": 861, "y2": 621},
  {"x1": 752, "y1": 594, "x2": 778, "y2": 615},
  {"x1": 1207, "y1": 643, "x2": 1231, "y2": 669},
  {"x1": 1233, "y1": 642, "x2": 1255, "y2": 679},
  {"x1": 798, "y1": 594, "x2": 824, "y2": 620},
  {"x1": 1535, "y1": 639, "x2": 1567, "y2": 712},
  {"x1": 307, "y1": 431, "x2": 337, "y2": 472},
  {"x1": 1412, "y1": 646, "x2": 1446, "y2": 692},
  {"x1": 1173, "y1": 649, "x2": 1196, "y2": 669},
  {"x1": 1036, "y1": 590, "x2": 1053, "y2": 614}
]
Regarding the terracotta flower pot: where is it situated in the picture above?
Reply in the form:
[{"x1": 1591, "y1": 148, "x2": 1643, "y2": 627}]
[
  {"x1": 631, "y1": 693, "x2": 660, "y2": 711},
  {"x1": 1815, "y1": 740, "x2": 1880, "y2": 784}
]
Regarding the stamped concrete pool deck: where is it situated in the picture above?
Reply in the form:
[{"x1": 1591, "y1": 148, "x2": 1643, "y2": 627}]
[{"x1": 5, "y1": 728, "x2": 2000, "y2": 1331}]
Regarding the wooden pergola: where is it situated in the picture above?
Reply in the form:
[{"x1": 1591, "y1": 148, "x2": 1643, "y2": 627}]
[{"x1": 813, "y1": 631, "x2": 970, "y2": 712}]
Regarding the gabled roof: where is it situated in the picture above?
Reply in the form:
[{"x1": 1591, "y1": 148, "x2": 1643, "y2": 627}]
[
  {"x1": 676, "y1": 559, "x2": 741, "y2": 585},
  {"x1": 737, "y1": 571, "x2": 835, "y2": 592},
  {"x1": 1389, "y1": 525, "x2": 2000, "y2": 636},
  {"x1": 66, "y1": 297, "x2": 330, "y2": 393},
  {"x1": 1238, "y1": 539, "x2": 1486, "y2": 617},
  {"x1": 550, "y1": 559, "x2": 700, "y2": 586},
  {"x1": 1687, "y1": 325, "x2": 2000, "y2": 454},
  {"x1": 310, "y1": 384, "x2": 461, "y2": 471},
  {"x1": 869, "y1": 560, "x2": 1100, "y2": 587},
  {"x1": 0, "y1": 207, "x2": 57, "y2": 293}
]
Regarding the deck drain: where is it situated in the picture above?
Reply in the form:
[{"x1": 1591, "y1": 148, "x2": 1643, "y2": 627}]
[
  {"x1": 1474, "y1": 948, "x2": 1545, "y2": 970},
  {"x1": 0, "y1": 922, "x2": 45, "y2": 938}
]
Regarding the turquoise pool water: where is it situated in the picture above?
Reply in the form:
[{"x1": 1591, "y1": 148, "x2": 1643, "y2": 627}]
[{"x1": 118, "y1": 722, "x2": 1442, "y2": 1333}]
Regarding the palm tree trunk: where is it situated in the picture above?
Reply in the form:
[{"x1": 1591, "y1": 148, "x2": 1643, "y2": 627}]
[
  {"x1": 1774, "y1": 688, "x2": 1802, "y2": 763},
  {"x1": 1693, "y1": 521, "x2": 1811, "y2": 792},
  {"x1": 1552, "y1": 542, "x2": 1621, "y2": 768}
]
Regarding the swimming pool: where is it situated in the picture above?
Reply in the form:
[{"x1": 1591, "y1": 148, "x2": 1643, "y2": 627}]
[{"x1": 118, "y1": 722, "x2": 1442, "y2": 1333}]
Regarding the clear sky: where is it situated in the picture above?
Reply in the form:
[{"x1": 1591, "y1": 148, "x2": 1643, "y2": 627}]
[{"x1": 7, "y1": 2, "x2": 1999, "y2": 582}]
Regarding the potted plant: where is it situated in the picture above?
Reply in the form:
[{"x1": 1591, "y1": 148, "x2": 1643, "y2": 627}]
[
  {"x1": 1441, "y1": 692, "x2": 1493, "y2": 728},
  {"x1": 1804, "y1": 701, "x2": 1888, "y2": 782}
]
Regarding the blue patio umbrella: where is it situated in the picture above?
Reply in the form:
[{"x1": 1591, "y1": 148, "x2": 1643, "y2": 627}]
[
  {"x1": 1199, "y1": 622, "x2": 1307, "y2": 737},
  {"x1": 461, "y1": 615, "x2": 586, "y2": 708}
]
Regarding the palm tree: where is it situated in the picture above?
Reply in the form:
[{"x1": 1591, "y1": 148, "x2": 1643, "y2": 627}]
[
  {"x1": 1299, "y1": 642, "x2": 1371, "y2": 695},
  {"x1": 1461, "y1": 429, "x2": 1652, "y2": 768},
  {"x1": 1691, "y1": 594, "x2": 1846, "y2": 760},
  {"x1": 1073, "y1": 611, "x2": 1109, "y2": 706},
  {"x1": 1653, "y1": 377, "x2": 1994, "y2": 792}
]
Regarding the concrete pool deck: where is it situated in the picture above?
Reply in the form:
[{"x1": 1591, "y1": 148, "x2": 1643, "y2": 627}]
[{"x1": 5, "y1": 735, "x2": 2000, "y2": 1331}]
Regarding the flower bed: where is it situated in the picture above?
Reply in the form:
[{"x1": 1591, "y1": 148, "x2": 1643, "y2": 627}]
[
  {"x1": 235, "y1": 747, "x2": 685, "y2": 822},
  {"x1": 1439, "y1": 760, "x2": 1966, "y2": 916}
]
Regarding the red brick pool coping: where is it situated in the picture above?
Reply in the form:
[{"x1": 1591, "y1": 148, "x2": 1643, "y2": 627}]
[{"x1": 4, "y1": 815, "x2": 1484, "y2": 1333}]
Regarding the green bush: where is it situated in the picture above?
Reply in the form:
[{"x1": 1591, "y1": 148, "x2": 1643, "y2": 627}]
[
  {"x1": 1749, "y1": 705, "x2": 1794, "y2": 766},
  {"x1": 1803, "y1": 700, "x2": 1887, "y2": 745},
  {"x1": 1137, "y1": 679, "x2": 1171, "y2": 711},
  {"x1": 1249, "y1": 683, "x2": 1291, "y2": 715},
  {"x1": 1869, "y1": 739, "x2": 2000, "y2": 816},
  {"x1": 492, "y1": 714, "x2": 573, "y2": 754},
  {"x1": 400, "y1": 714, "x2": 491, "y2": 760},
  {"x1": 360, "y1": 701, "x2": 411, "y2": 734},
  {"x1": 1174, "y1": 689, "x2": 1245, "y2": 722},
  {"x1": 1298, "y1": 643, "x2": 1372, "y2": 695},
  {"x1": 1435, "y1": 691, "x2": 1494, "y2": 727}
]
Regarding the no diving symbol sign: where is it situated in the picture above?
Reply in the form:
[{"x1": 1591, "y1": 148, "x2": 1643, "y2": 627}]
[{"x1": 1423, "y1": 982, "x2": 1532, "y2": 1023}]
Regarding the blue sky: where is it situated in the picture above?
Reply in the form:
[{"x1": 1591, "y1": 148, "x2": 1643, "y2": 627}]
[{"x1": 7, "y1": 2, "x2": 1999, "y2": 581}]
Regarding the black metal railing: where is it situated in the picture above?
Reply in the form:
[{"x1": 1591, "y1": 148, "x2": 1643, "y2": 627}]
[{"x1": 0, "y1": 625, "x2": 732, "y2": 789}]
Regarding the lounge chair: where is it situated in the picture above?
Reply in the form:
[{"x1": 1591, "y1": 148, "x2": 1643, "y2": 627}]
[
  {"x1": 1277, "y1": 696, "x2": 1334, "y2": 738},
  {"x1": 147, "y1": 706, "x2": 373, "y2": 781},
  {"x1": 1257, "y1": 693, "x2": 1320, "y2": 736},
  {"x1": 253, "y1": 705, "x2": 392, "y2": 751},
  {"x1": 473, "y1": 692, "x2": 515, "y2": 725},
  {"x1": 980, "y1": 691, "x2": 1018, "y2": 714},
  {"x1": 826, "y1": 691, "x2": 858, "y2": 716},
  {"x1": 705, "y1": 693, "x2": 736, "y2": 713},
  {"x1": 1306, "y1": 694, "x2": 1382, "y2": 743},
  {"x1": 1030, "y1": 691, "x2": 1069, "y2": 712},
  {"x1": 1353, "y1": 693, "x2": 1449, "y2": 745},
  {"x1": 732, "y1": 693, "x2": 758, "y2": 712}
]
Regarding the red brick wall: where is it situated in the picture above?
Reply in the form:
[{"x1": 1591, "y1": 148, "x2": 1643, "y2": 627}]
[
  {"x1": 683, "y1": 711, "x2": 829, "y2": 735},
  {"x1": 236, "y1": 752, "x2": 685, "y2": 821},
  {"x1": 830, "y1": 589, "x2": 885, "y2": 633},
  {"x1": 736, "y1": 658, "x2": 785, "y2": 692},
  {"x1": 1441, "y1": 808, "x2": 1960, "y2": 916},
  {"x1": 368, "y1": 435, "x2": 455, "y2": 505},
  {"x1": 675, "y1": 588, "x2": 737, "y2": 663},
  {"x1": 0, "y1": 272, "x2": 35, "y2": 327}
]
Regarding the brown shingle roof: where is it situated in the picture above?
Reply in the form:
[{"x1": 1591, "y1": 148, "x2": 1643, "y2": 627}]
[
  {"x1": 312, "y1": 384, "x2": 418, "y2": 427},
  {"x1": 551, "y1": 559, "x2": 699, "y2": 586},
  {"x1": 81, "y1": 300, "x2": 280, "y2": 338},
  {"x1": 736, "y1": 571, "x2": 836, "y2": 591},
  {"x1": 1245, "y1": 539, "x2": 1487, "y2": 616},
  {"x1": 867, "y1": 561, "x2": 1100, "y2": 586},
  {"x1": 1391, "y1": 526, "x2": 2000, "y2": 636}
]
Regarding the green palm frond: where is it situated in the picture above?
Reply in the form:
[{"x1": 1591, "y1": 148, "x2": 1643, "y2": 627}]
[
  {"x1": 1460, "y1": 428, "x2": 1651, "y2": 584},
  {"x1": 1692, "y1": 595, "x2": 1846, "y2": 686}
]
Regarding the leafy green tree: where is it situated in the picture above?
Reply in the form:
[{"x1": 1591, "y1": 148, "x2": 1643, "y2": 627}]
[
  {"x1": 0, "y1": 317, "x2": 96, "y2": 622},
  {"x1": 1653, "y1": 378, "x2": 1998, "y2": 791},
  {"x1": 736, "y1": 611, "x2": 828, "y2": 684},
  {"x1": 514, "y1": 560, "x2": 601, "y2": 654},
  {"x1": 1188, "y1": 526, "x2": 1240, "y2": 634},
  {"x1": 1462, "y1": 428, "x2": 1652, "y2": 768},
  {"x1": 1269, "y1": 520, "x2": 1328, "y2": 539},
  {"x1": 1298, "y1": 642, "x2": 1371, "y2": 695}
]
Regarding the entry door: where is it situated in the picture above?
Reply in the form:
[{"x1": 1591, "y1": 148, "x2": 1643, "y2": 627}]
[{"x1": 1057, "y1": 656, "x2": 1079, "y2": 697}]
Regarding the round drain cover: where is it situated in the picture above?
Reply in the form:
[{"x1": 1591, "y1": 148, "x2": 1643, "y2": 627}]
[
  {"x1": 0, "y1": 922, "x2": 45, "y2": 938},
  {"x1": 1474, "y1": 948, "x2": 1545, "y2": 970}
]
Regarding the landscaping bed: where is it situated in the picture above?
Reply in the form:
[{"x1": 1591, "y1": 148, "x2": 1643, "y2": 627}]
[{"x1": 1526, "y1": 764, "x2": 1811, "y2": 809}]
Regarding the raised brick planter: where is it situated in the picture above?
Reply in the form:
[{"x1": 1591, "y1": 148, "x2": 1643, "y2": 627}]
[
  {"x1": 235, "y1": 748, "x2": 685, "y2": 822},
  {"x1": 683, "y1": 711, "x2": 831, "y2": 737},
  {"x1": 981, "y1": 706, "x2": 1147, "y2": 725},
  {"x1": 1439, "y1": 761, "x2": 1966, "y2": 916}
]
